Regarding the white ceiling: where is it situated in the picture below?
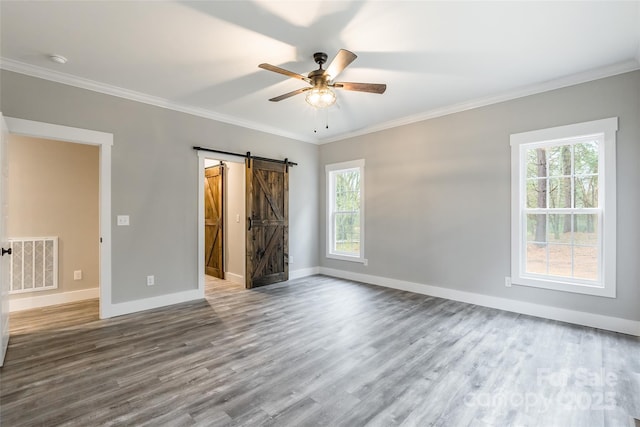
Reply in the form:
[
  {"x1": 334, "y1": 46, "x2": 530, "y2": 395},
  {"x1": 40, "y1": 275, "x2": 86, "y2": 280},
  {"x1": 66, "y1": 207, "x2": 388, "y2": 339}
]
[{"x1": 1, "y1": 1, "x2": 639, "y2": 144}]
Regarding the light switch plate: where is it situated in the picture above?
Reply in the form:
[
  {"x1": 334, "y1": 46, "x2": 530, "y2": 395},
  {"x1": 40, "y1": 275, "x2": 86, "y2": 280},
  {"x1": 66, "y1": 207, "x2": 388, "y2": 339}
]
[{"x1": 117, "y1": 215, "x2": 130, "y2": 226}]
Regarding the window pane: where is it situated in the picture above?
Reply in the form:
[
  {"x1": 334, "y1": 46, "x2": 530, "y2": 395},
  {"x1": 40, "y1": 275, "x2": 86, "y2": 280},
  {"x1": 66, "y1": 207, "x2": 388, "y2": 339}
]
[
  {"x1": 547, "y1": 145, "x2": 571, "y2": 177},
  {"x1": 574, "y1": 246, "x2": 598, "y2": 280},
  {"x1": 526, "y1": 214, "x2": 547, "y2": 243},
  {"x1": 574, "y1": 140, "x2": 598, "y2": 175},
  {"x1": 548, "y1": 244, "x2": 572, "y2": 278},
  {"x1": 334, "y1": 212, "x2": 360, "y2": 255},
  {"x1": 526, "y1": 179, "x2": 547, "y2": 208},
  {"x1": 526, "y1": 148, "x2": 547, "y2": 179},
  {"x1": 335, "y1": 171, "x2": 360, "y2": 211},
  {"x1": 574, "y1": 214, "x2": 598, "y2": 244},
  {"x1": 548, "y1": 177, "x2": 571, "y2": 208},
  {"x1": 547, "y1": 214, "x2": 571, "y2": 244},
  {"x1": 526, "y1": 243, "x2": 547, "y2": 274},
  {"x1": 574, "y1": 176, "x2": 598, "y2": 208}
]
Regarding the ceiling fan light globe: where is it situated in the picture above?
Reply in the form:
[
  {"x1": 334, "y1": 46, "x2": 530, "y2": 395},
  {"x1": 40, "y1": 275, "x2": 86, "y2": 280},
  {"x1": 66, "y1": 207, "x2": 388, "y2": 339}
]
[{"x1": 305, "y1": 87, "x2": 336, "y2": 109}]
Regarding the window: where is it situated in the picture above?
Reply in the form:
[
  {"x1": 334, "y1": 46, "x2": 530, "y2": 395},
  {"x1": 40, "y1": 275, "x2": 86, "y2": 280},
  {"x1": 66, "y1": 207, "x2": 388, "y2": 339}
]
[
  {"x1": 326, "y1": 159, "x2": 365, "y2": 263},
  {"x1": 510, "y1": 118, "x2": 617, "y2": 297}
]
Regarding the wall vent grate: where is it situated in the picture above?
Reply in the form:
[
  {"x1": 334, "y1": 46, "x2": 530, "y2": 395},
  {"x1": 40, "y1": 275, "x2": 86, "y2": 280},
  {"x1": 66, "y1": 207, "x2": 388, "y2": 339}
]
[{"x1": 9, "y1": 237, "x2": 58, "y2": 294}]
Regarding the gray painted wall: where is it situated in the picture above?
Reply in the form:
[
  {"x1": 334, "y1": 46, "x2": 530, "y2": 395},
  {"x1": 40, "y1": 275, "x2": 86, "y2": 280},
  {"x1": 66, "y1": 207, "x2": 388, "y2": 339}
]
[
  {"x1": 2, "y1": 69, "x2": 637, "y2": 321},
  {"x1": 320, "y1": 70, "x2": 640, "y2": 321},
  {"x1": 1, "y1": 70, "x2": 319, "y2": 304}
]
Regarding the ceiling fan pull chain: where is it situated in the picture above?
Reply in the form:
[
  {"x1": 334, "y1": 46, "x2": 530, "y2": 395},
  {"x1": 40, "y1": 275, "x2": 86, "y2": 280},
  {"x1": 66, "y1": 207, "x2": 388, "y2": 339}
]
[
  {"x1": 313, "y1": 108, "x2": 318, "y2": 133},
  {"x1": 325, "y1": 107, "x2": 329, "y2": 130}
]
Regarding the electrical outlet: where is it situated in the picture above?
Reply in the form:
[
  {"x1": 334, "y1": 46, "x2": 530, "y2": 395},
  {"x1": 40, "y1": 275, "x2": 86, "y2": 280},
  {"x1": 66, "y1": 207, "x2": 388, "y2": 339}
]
[
  {"x1": 363, "y1": 259, "x2": 368, "y2": 266},
  {"x1": 147, "y1": 275, "x2": 155, "y2": 286},
  {"x1": 505, "y1": 276, "x2": 512, "y2": 287},
  {"x1": 73, "y1": 270, "x2": 82, "y2": 281},
  {"x1": 117, "y1": 215, "x2": 130, "y2": 226}
]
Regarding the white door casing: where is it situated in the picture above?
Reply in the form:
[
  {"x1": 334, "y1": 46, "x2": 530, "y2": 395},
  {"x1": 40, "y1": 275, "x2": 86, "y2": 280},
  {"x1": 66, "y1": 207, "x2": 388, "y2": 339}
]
[{"x1": 0, "y1": 113, "x2": 11, "y2": 366}]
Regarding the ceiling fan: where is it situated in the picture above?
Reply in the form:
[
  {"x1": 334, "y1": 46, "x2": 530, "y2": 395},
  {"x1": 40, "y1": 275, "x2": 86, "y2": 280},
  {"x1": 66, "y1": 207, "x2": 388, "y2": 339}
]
[{"x1": 259, "y1": 49, "x2": 386, "y2": 109}]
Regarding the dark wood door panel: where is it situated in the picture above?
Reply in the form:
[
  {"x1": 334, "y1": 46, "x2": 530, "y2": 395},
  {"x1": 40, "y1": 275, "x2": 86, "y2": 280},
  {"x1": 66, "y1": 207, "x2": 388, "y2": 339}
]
[
  {"x1": 205, "y1": 165, "x2": 223, "y2": 279},
  {"x1": 246, "y1": 159, "x2": 288, "y2": 288}
]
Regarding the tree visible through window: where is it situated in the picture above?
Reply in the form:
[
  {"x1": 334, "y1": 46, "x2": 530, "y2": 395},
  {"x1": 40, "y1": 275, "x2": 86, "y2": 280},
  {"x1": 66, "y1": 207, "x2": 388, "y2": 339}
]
[
  {"x1": 334, "y1": 169, "x2": 361, "y2": 254},
  {"x1": 525, "y1": 141, "x2": 599, "y2": 280},
  {"x1": 510, "y1": 118, "x2": 616, "y2": 297},
  {"x1": 326, "y1": 160, "x2": 365, "y2": 262}
]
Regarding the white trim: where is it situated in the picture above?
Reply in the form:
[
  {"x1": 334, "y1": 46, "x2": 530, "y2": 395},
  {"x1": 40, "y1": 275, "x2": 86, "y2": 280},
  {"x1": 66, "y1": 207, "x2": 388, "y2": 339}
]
[
  {"x1": 106, "y1": 289, "x2": 202, "y2": 318},
  {"x1": 5, "y1": 117, "x2": 113, "y2": 146},
  {"x1": 289, "y1": 267, "x2": 320, "y2": 280},
  {"x1": 320, "y1": 60, "x2": 639, "y2": 144},
  {"x1": 197, "y1": 154, "x2": 206, "y2": 298},
  {"x1": 224, "y1": 272, "x2": 244, "y2": 285},
  {"x1": 510, "y1": 117, "x2": 617, "y2": 297},
  {"x1": 0, "y1": 58, "x2": 315, "y2": 144},
  {"x1": 325, "y1": 159, "x2": 366, "y2": 263},
  {"x1": 319, "y1": 268, "x2": 640, "y2": 337},
  {"x1": 5, "y1": 117, "x2": 114, "y2": 318},
  {"x1": 9, "y1": 287, "x2": 98, "y2": 312},
  {"x1": 3, "y1": 57, "x2": 637, "y2": 146}
]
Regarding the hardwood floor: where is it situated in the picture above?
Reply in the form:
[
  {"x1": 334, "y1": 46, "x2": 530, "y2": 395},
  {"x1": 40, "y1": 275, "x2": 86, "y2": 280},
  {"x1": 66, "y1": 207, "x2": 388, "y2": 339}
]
[{"x1": 1, "y1": 275, "x2": 638, "y2": 426}]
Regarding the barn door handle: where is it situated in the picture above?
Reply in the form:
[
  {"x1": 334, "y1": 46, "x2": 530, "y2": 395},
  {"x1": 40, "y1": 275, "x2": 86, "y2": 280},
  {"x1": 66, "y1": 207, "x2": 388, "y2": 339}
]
[
  {"x1": 1, "y1": 247, "x2": 11, "y2": 256},
  {"x1": 248, "y1": 217, "x2": 252, "y2": 231}
]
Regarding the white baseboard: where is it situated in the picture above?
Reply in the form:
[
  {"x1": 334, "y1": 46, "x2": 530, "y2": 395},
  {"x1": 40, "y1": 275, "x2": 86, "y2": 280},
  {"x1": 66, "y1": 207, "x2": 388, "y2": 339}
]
[
  {"x1": 103, "y1": 268, "x2": 318, "y2": 319},
  {"x1": 290, "y1": 267, "x2": 320, "y2": 280},
  {"x1": 319, "y1": 267, "x2": 640, "y2": 337},
  {"x1": 102, "y1": 288, "x2": 203, "y2": 319},
  {"x1": 224, "y1": 272, "x2": 244, "y2": 285},
  {"x1": 9, "y1": 287, "x2": 99, "y2": 312}
]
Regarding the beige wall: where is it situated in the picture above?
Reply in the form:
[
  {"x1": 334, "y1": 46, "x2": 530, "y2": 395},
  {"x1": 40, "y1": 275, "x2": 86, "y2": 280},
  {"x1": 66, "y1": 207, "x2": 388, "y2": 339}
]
[
  {"x1": 223, "y1": 161, "x2": 245, "y2": 279},
  {"x1": 8, "y1": 135, "x2": 99, "y2": 300}
]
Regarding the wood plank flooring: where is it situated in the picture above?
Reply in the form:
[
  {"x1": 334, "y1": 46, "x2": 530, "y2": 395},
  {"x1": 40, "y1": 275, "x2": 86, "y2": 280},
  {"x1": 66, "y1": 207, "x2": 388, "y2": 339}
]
[{"x1": 1, "y1": 275, "x2": 639, "y2": 426}]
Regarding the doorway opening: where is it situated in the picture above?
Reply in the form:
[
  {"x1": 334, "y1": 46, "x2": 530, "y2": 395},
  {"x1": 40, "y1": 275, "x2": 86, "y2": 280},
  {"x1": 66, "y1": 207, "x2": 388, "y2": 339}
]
[
  {"x1": 197, "y1": 150, "x2": 291, "y2": 293},
  {"x1": 7, "y1": 135, "x2": 99, "y2": 314},
  {"x1": 4, "y1": 117, "x2": 113, "y2": 319},
  {"x1": 199, "y1": 154, "x2": 246, "y2": 292}
]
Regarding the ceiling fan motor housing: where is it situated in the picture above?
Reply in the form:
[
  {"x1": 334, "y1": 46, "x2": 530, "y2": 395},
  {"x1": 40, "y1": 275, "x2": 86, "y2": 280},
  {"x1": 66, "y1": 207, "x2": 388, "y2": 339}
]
[{"x1": 313, "y1": 52, "x2": 328, "y2": 67}]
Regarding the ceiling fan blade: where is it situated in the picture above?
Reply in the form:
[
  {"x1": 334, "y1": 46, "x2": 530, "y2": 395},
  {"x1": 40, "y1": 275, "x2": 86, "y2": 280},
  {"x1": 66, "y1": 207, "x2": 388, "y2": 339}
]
[
  {"x1": 259, "y1": 63, "x2": 311, "y2": 83},
  {"x1": 269, "y1": 87, "x2": 312, "y2": 102},
  {"x1": 332, "y1": 82, "x2": 387, "y2": 94},
  {"x1": 325, "y1": 49, "x2": 357, "y2": 80}
]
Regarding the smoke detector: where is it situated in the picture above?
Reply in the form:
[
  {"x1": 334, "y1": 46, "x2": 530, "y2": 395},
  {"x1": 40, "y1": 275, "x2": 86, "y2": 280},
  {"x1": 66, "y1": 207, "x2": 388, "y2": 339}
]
[{"x1": 49, "y1": 54, "x2": 67, "y2": 64}]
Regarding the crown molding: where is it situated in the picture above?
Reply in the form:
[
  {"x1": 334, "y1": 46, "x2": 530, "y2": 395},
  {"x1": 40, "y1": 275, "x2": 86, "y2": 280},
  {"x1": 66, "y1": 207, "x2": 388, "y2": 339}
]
[
  {"x1": 319, "y1": 59, "x2": 640, "y2": 144},
  {"x1": 0, "y1": 57, "x2": 317, "y2": 144},
  {"x1": 2, "y1": 57, "x2": 638, "y2": 146}
]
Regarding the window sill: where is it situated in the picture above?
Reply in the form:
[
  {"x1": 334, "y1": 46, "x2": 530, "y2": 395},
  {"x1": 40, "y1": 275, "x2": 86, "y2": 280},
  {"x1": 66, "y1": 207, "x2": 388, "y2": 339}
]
[
  {"x1": 512, "y1": 276, "x2": 615, "y2": 298},
  {"x1": 326, "y1": 253, "x2": 368, "y2": 264}
]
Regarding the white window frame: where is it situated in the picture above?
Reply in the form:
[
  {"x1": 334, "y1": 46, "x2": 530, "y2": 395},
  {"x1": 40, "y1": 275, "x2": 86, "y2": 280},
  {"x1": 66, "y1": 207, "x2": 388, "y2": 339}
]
[
  {"x1": 510, "y1": 117, "x2": 617, "y2": 298},
  {"x1": 326, "y1": 159, "x2": 366, "y2": 263}
]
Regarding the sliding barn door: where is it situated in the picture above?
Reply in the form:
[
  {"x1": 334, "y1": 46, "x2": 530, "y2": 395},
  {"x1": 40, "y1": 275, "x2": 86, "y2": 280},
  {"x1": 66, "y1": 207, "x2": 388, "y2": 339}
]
[
  {"x1": 246, "y1": 159, "x2": 288, "y2": 288},
  {"x1": 204, "y1": 165, "x2": 223, "y2": 279}
]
